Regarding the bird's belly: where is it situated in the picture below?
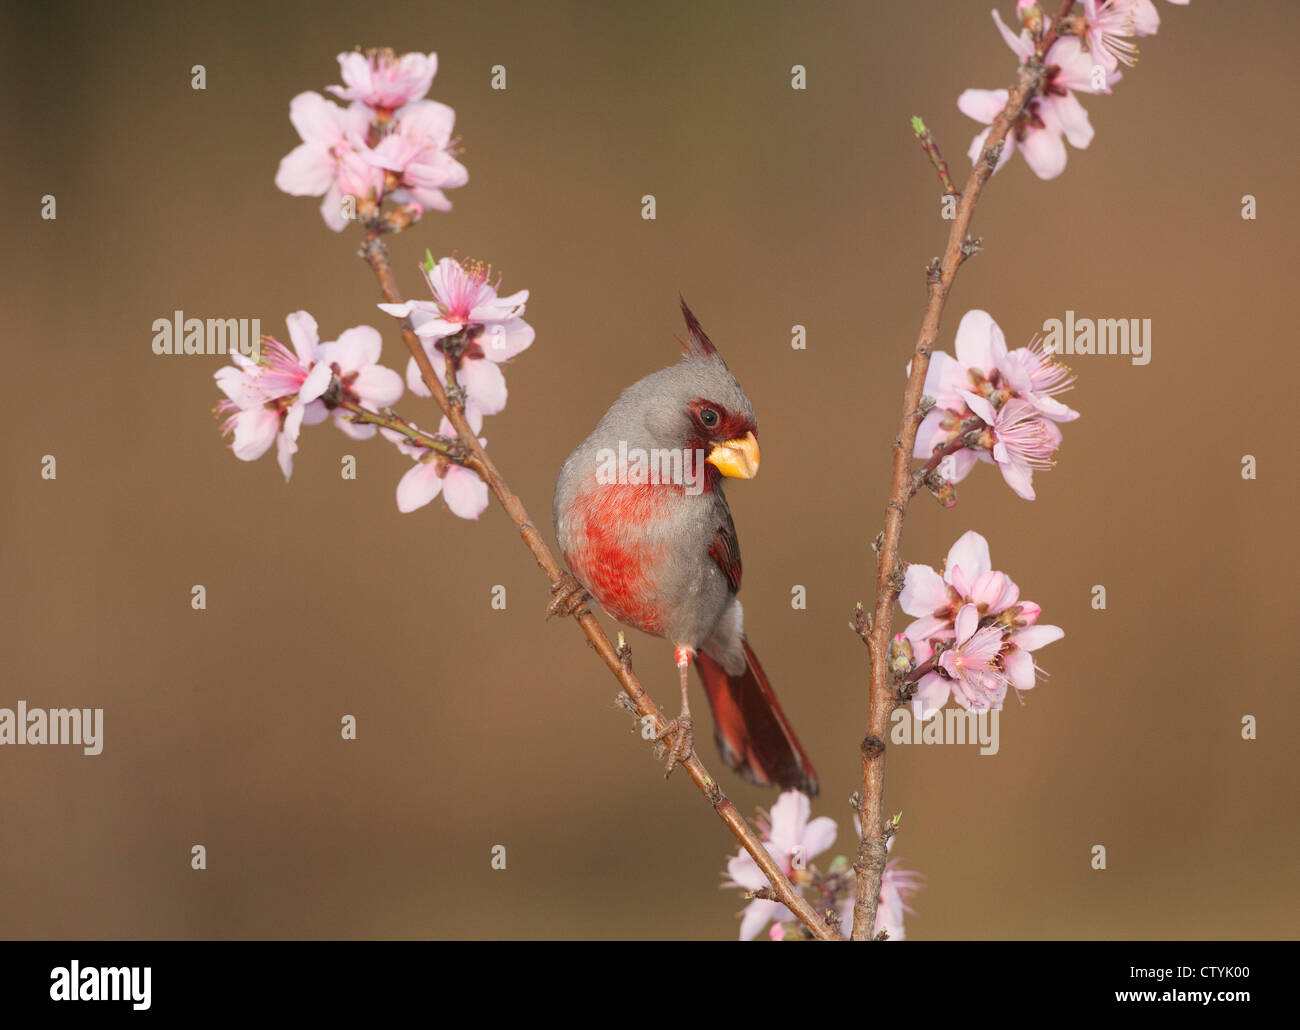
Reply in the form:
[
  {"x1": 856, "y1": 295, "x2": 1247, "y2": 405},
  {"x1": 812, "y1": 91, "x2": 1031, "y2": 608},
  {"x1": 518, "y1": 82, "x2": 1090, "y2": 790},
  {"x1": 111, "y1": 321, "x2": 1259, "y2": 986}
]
[{"x1": 564, "y1": 483, "x2": 673, "y2": 637}]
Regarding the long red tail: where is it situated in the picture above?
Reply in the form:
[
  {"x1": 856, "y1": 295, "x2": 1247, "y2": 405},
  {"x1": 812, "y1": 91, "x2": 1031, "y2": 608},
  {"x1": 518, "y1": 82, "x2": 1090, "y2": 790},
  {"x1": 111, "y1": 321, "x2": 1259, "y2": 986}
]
[{"x1": 695, "y1": 638, "x2": 820, "y2": 796}]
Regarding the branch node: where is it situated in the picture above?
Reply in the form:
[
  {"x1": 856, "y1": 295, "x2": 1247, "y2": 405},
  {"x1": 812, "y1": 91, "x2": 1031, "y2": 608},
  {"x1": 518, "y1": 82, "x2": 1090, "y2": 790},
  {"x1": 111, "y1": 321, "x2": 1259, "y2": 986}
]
[{"x1": 960, "y1": 234, "x2": 984, "y2": 261}]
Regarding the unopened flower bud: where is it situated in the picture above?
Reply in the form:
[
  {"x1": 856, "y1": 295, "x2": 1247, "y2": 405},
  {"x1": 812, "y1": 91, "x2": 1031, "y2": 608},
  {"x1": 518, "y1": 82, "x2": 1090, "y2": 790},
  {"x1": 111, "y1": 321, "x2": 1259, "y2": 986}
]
[
  {"x1": 889, "y1": 633, "x2": 915, "y2": 678},
  {"x1": 1017, "y1": 2, "x2": 1044, "y2": 36}
]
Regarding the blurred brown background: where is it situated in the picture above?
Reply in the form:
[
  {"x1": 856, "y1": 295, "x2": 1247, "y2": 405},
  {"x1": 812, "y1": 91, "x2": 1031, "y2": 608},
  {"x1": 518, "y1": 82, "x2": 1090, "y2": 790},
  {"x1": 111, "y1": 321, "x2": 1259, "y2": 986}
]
[{"x1": 2, "y1": 0, "x2": 1296, "y2": 940}]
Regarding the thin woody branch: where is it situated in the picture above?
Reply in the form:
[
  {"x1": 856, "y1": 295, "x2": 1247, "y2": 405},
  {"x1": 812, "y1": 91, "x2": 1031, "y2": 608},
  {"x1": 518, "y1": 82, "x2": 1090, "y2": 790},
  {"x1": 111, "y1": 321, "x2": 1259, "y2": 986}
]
[
  {"x1": 911, "y1": 116, "x2": 959, "y2": 197},
  {"x1": 335, "y1": 398, "x2": 461, "y2": 457},
  {"x1": 850, "y1": 0, "x2": 1075, "y2": 942},
  {"x1": 360, "y1": 229, "x2": 838, "y2": 941}
]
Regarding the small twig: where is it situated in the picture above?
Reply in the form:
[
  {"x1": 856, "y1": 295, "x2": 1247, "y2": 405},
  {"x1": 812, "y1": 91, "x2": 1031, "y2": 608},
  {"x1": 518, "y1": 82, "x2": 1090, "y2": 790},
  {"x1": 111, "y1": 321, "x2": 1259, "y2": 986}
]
[
  {"x1": 911, "y1": 115, "x2": 959, "y2": 197},
  {"x1": 335, "y1": 399, "x2": 460, "y2": 457}
]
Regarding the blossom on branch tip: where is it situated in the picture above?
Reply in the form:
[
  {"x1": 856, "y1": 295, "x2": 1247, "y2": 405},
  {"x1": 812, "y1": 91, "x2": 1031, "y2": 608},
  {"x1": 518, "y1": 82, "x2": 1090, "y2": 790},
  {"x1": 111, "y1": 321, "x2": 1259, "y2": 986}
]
[
  {"x1": 378, "y1": 256, "x2": 533, "y2": 417},
  {"x1": 328, "y1": 49, "x2": 439, "y2": 110}
]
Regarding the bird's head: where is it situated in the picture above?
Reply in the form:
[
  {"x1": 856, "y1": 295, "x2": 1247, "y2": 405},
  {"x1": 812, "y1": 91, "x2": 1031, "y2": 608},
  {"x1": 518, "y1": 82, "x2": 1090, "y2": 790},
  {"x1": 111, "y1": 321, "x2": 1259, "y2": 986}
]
[{"x1": 626, "y1": 300, "x2": 760, "y2": 483}]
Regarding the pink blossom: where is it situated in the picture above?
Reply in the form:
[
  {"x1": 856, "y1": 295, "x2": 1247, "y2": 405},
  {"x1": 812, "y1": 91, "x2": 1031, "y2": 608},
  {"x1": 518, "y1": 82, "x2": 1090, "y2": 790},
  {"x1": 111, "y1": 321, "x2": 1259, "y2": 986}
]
[
  {"x1": 723, "y1": 790, "x2": 837, "y2": 941},
  {"x1": 920, "y1": 310, "x2": 1078, "y2": 424},
  {"x1": 379, "y1": 257, "x2": 533, "y2": 417},
  {"x1": 959, "y1": 14, "x2": 1120, "y2": 181},
  {"x1": 1082, "y1": 0, "x2": 1141, "y2": 70},
  {"x1": 214, "y1": 312, "x2": 331, "y2": 480},
  {"x1": 900, "y1": 532, "x2": 1064, "y2": 720},
  {"x1": 313, "y1": 325, "x2": 405, "y2": 440},
  {"x1": 391, "y1": 408, "x2": 490, "y2": 520},
  {"x1": 364, "y1": 101, "x2": 468, "y2": 213},
  {"x1": 941, "y1": 604, "x2": 1011, "y2": 710},
  {"x1": 961, "y1": 392, "x2": 1060, "y2": 501},
  {"x1": 327, "y1": 49, "x2": 438, "y2": 110},
  {"x1": 913, "y1": 311, "x2": 1077, "y2": 494},
  {"x1": 900, "y1": 530, "x2": 1020, "y2": 643},
  {"x1": 910, "y1": 604, "x2": 1008, "y2": 718},
  {"x1": 274, "y1": 92, "x2": 383, "y2": 230},
  {"x1": 1002, "y1": 605, "x2": 1066, "y2": 692},
  {"x1": 214, "y1": 312, "x2": 405, "y2": 480}
]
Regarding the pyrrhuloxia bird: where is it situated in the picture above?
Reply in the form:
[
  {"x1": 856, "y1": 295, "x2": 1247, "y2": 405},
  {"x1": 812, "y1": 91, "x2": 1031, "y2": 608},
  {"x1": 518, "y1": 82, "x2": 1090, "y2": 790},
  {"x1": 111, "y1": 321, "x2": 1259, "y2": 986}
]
[{"x1": 552, "y1": 301, "x2": 819, "y2": 795}]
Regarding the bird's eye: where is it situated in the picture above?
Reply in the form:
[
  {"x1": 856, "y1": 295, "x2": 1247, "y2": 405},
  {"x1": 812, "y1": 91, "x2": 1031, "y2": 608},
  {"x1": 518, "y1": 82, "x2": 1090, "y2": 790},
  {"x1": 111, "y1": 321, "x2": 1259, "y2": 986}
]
[{"x1": 700, "y1": 407, "x2": 720, "y2": 429}]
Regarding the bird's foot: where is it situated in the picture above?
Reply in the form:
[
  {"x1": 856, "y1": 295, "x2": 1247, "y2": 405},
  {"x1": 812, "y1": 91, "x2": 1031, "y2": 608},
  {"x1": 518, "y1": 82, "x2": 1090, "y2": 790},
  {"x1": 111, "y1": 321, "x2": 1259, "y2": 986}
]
[
  {"x1": 546, "y1": 572, "x2": 590, "y2": 619},
  {"x1": 654, "y1": 713, "x2": 694, "y2": 779}
]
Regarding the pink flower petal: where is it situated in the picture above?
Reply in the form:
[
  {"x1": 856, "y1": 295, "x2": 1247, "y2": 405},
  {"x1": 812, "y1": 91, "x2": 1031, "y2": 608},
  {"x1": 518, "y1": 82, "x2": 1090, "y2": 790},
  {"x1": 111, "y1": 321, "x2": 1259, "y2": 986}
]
[
  {"x1": 801, "y1": 816, "x2": 838, "y2": 861},
  {"x1": 946, "y1": 530, "x2": 991, "y2": 586},
  {"x1": 459, "y1": 359, "x2": 508, "y2": 416},
  {"x1": 900, "y1": 564, "x2": 948, "y2": 617},
  {"x1": 1018, "y1": 122, "x2": 1069, "y2": 180},
  {"x1": 478, "y1": 319, "x2": 535, "y2": 363},
  {"x1": 957, "y1": 88, "x2": 1009, "y2": 125},
  {"x1": 274, "y1": 143, "x2": 336, "y2": 196},
  {"x1": 396, "y1": 461, "x2": 443, "y2": 513},
  {"x1": 910, "y1": 672, "x2": 950, "y2": 720},
  {"x1": 299, "y1": 361, "x2": 332, "y2": 404},
  {"x1": 442, "y1": 466, "x2": 489, "y2": 519},
  {"x1": 231, "y1": 408, "x2": 279, "y2": 461},
  {"x1": 287, "y1": 91, "x2": 344, "y2": 147},
  {"x1": 352, "y1": 364, "x2": 404, "y2": 409},
  {"x1": 285, "y1": 311, "x2": 319, "y2": 365},
  {"x1": 1014, "y1": 624, "x2": 1064, "y2": 651},
  {"x1": 1004, "y1": 647, "x2": 1037, "y2": 691},
  {"x1": 953, "y1": 310, "x2": 1007, "y2": 376}
]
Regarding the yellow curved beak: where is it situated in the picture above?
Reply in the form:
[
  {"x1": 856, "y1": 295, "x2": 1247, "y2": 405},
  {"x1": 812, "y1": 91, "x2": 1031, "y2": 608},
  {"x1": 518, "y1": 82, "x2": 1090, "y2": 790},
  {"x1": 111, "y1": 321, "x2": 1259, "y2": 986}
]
[{"x1": 706, "y1": 431, "x2": 760, "y2": 479}]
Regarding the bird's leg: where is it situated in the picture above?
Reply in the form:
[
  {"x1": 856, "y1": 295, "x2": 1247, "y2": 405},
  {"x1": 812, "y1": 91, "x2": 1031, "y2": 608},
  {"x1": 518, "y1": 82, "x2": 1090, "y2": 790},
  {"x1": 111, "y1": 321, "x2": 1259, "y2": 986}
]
[
  {"x1": 546, "y1": 571, "x2": 590, "y2": 619},
  {"x1": 655, "y1": 645, "x2": 695, "y2": 778}
]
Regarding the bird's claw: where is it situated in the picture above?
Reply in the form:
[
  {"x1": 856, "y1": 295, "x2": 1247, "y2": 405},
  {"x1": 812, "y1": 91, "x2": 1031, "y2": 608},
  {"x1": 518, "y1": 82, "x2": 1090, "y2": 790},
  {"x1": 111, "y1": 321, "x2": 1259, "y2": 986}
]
[
  {"x1": 654, "y1": 714, "x2": 694, "y2": 779},
  {"x1": 547, "y1": 572, "x2": 590, "y2": 619}
]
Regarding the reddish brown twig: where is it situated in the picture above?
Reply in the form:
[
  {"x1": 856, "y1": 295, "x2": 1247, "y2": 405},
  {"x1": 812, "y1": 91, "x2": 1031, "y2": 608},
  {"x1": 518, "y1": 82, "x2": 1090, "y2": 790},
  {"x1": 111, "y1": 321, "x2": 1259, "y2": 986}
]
[
  {"x1": 912, "y1": 116, "x2": 959, "y2": 197},
  {"x1": 360, "y1": 227, "x2": 837, "y2": 941},
  {"x1": 849, "y1": 0, "x2": 1075, "y2": 942}
]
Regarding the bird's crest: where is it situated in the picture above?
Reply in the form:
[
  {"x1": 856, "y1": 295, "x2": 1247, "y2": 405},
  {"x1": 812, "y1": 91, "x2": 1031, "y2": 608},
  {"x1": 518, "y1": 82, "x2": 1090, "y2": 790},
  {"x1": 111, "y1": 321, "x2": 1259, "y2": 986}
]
[{"x1": 678, "y1": 297, "x2": 724, "y2": 362}]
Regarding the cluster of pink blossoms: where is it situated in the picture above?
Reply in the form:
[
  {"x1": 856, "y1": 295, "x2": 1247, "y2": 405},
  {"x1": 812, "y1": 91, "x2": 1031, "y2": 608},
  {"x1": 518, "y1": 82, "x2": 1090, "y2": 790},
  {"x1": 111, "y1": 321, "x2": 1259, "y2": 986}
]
[
  {"x1": 213, "y1": 310, "x2": 492, "y2": 520},
  {"x1": 275, "y1": 49, "x2": 466, "y2": 229},
  {"x1": 222, "y1": 49, "x2": 537, "y2": 521},
  {"x1": 961, "y1": 0, "x2": 1187, "y2": 179},
  {"x1": 897, "y1": 530, "x2": 1064, "y2": 720},
  {"x1": 214, "y1": 312, "x2": 403, "y2": 480},
  {"x1": 915, "y1": 309, "x2": 1078, "y2": 501},
  {"x1": 723, "y1": 791, "x2": 922, "y2": 941}
]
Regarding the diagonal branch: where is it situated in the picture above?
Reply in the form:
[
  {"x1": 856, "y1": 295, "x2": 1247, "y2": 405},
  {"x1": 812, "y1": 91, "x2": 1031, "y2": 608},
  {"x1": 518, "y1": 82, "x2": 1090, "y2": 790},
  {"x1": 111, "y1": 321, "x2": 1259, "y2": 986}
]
[
  {"x1": 849, "y1": 0, "x2": 1075, "y2": 941},
  {"x1": 360, "y1": 228, "x2": 838, "y2": 941}
]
